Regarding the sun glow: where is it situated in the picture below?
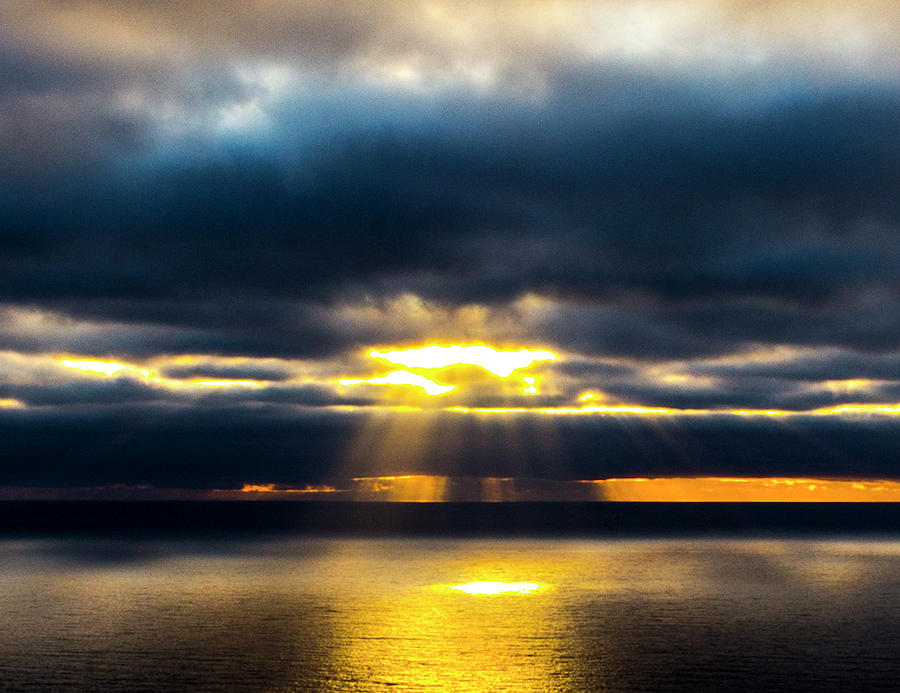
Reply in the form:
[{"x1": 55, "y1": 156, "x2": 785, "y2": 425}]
[
  {"x1": 60, "y1": 359, "x2": 136, "y2": 377},
  {"x1": 339, "y1": 370, "x2": 454, "y2": 396},
  {"x1": 595, "y1": 477, "x2": 900, "y2": 502},
  {"x1": 54, "y1": 355, "x2": 900, "y2": 419},
  {"x1": 369, "y1": 345, "x2": 557, "y2": 377},
  {"x1": 449, "y1": 582, "x2": 541, "y2": 595},
  {"x1": 236, "y1": 483, "x2": 340, "y2": 496}
]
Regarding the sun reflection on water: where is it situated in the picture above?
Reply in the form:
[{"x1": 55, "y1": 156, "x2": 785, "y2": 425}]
[
  {"x1": 318, "y1": 541, "x2": 571, "y2": 691},
  {"x1": 7, "y1": 538, "x2": 900, "y2": 691},
  {"x1": 448, "y1": 581, "x2": 542, "y2": 595}
]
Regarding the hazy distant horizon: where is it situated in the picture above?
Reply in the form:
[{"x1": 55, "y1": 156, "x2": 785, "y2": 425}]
[{"x1": 5, "y1": 475, "x2": 900, "y2": 503}]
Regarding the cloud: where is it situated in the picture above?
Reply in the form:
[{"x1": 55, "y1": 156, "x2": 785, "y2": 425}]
[
  {"x1": 5, "y1": 2, "x2": 898, "y2": 91},
  {"x1": 157, "y1": 362, "x2": 292, "y2": 381},
  {"x1": 1, "y1": 1, "x2": 899, "y2": 485},
  {"x1": 3, "y1": 406, "x2": 900, "y2": 487},
  {"x1": 0, "y1": 74, "x2": 896, "y2": 359},
  {"x1": 687, "y1": 349, "x2": 900, "y2": 382}
]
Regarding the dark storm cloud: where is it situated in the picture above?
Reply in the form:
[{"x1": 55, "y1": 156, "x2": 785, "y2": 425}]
[
  {"x1": 542, "y1": 351, "x2": 900, "y2": 411},
  {"x1": 0, "y1": 300, "x2": 397, "y2": 359},
  {"x1": 528, "y1": 291, "x2": 900, "y2": 360},
  {"x1": 686, "y1": 350, "x2": 900, "y2": 382},
  {"x1": 552, "y1": 359, "x2": 640, "y2": 380},
  {"x1": 192, "y1": 386, "x2": 374, "y2": 408},
  {"x1": 158, "y1": 363, "x2": 292, "y2": 381},
  {"x1": 0, "y1": 378, "x2": 164, "y2": 407},
  {"x1": 2, "y1": 406, "x2": 900, "y2": 487},
  {"x1": 0, "y1": 72, "x2": 898, "y2": 359}
]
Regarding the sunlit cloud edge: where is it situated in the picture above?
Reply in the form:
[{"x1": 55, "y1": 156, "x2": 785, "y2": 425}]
[{"x1": 7, "y1": 476, "x2": 900, "y2": 502}]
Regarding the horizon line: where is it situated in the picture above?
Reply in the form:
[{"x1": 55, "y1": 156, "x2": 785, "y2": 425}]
[{"x1": 5, "y1": 476, "x2": 900, "y2": 502}]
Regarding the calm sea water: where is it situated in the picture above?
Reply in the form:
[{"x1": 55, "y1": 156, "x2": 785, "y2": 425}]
[{"x1": 1, "y1": 536, "x2": 899, "y2": 691}]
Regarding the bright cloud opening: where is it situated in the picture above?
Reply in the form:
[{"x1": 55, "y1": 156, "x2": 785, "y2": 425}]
[
  {"x1": 339, "y1": 370, "x2": 454, "y2": 396},
  {"x1": 369, "y1": 345, "x2": 557, "y2": 377},
  {"x1": 60, "y1": 359, "x2": 134, "y2": 377}
]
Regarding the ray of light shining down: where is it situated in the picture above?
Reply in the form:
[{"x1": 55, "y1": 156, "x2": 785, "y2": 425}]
[{"x1": 369, "y1": 346, "x2": 557, "y2": 377}]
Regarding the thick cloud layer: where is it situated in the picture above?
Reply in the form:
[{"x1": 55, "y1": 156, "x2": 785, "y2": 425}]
[
  {"x1": 2, "y1": 76, "x2": 898, "y2": 359},
  {"x1": 1, "y1": 1, "x2": 899, "y2": 485},
  {"x1": 3, "y1": 406, "x2": 900, "y2": 487}
]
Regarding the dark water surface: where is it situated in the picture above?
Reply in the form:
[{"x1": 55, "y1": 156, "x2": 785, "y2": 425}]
[
  {"x1": 4, "y1": 501, "x2": 900, "y2": 534},
  {"x1": 2, "y1": 536, "x2": 900, "y2": 691},
  {"x1": 0, "y1": 537, "x2": 900, "y2": 691}
]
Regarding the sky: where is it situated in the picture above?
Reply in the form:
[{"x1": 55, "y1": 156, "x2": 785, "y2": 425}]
[{"x1": 1, "y1": 1, "x2": 899, "y2": 492}]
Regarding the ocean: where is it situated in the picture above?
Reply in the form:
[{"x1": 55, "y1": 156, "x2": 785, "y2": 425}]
[{"x1": 2, "y1": 533, "x2": 899, "y2": 691}]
